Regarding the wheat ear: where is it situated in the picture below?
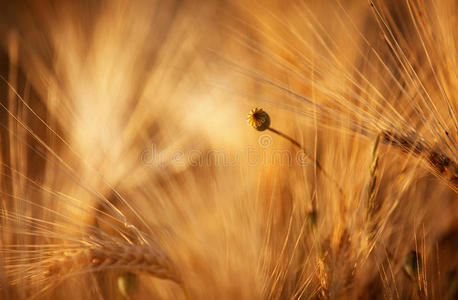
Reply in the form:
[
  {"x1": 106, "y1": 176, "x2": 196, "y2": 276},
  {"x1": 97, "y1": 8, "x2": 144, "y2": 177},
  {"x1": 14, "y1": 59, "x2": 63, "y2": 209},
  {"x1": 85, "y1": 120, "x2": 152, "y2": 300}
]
[
  {"x1": 6, "y1": 239, "x2": 189, "y2": 299},
  {"x1": 381, "y1": 130, "x2": 458, "y2": 192}
]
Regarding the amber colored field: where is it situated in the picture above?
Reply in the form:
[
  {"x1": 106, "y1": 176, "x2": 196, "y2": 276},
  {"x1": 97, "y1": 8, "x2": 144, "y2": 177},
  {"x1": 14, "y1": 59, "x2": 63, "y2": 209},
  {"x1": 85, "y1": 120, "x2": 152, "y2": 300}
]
[{"x1": 0, "y1": 0, "x2": 457, "y2": 299}]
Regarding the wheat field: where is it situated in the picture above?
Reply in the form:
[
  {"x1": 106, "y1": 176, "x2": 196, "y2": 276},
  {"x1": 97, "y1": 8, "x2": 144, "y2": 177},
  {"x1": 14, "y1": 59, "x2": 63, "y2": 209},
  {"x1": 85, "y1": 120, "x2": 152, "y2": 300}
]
[{"x1": 0, "y1": 0, "x2": 457, "y2": 299}]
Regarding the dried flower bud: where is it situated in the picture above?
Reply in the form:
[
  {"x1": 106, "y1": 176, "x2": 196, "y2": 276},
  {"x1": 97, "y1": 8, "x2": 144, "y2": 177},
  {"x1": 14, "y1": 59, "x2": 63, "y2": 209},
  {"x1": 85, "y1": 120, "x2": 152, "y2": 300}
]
[{"x1": 247, "y1": 108, "x2": 270, "y2": 131}]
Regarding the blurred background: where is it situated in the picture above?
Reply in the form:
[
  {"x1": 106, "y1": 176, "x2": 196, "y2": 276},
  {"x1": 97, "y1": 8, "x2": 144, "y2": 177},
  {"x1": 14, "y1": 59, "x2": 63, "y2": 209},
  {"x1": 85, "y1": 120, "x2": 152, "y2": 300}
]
[{"x1": 0, "y1": 0, "x2": 456, "y2": 299}]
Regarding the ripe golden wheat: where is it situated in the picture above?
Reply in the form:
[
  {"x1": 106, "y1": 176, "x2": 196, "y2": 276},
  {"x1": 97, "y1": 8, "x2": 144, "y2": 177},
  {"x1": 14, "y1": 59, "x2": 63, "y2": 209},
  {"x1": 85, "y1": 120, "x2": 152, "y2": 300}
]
[{"x1": 0, "y1": 0, "x2": 457, "y2": 299}]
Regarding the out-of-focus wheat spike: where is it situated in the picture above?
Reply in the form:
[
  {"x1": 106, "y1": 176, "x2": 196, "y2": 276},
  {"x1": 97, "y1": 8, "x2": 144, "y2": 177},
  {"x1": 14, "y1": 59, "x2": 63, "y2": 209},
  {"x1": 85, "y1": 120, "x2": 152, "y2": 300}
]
[
  {"x1": 4, "y1": 239, "x2": 185, "y2": 298},
  {"x1": 367, "y1": 133, "x2": 380, "y2": 220},
  {"x1": 381, "y1": 130, "x2": 458, "y2": 192}
]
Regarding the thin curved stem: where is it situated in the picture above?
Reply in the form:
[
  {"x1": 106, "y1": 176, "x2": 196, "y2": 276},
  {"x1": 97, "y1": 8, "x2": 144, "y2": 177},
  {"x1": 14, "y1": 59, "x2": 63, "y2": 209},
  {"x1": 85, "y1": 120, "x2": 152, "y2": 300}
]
[{"x1": 267, "y1": 127, "x2": 344, "y2": 196}]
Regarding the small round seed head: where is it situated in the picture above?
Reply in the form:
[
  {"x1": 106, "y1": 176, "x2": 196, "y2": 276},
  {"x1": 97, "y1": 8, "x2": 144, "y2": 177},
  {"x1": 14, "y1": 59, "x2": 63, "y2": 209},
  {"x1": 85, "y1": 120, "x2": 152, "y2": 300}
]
[{"x1": 247, "y1": 108, "x2": 270, "y2": 131}]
